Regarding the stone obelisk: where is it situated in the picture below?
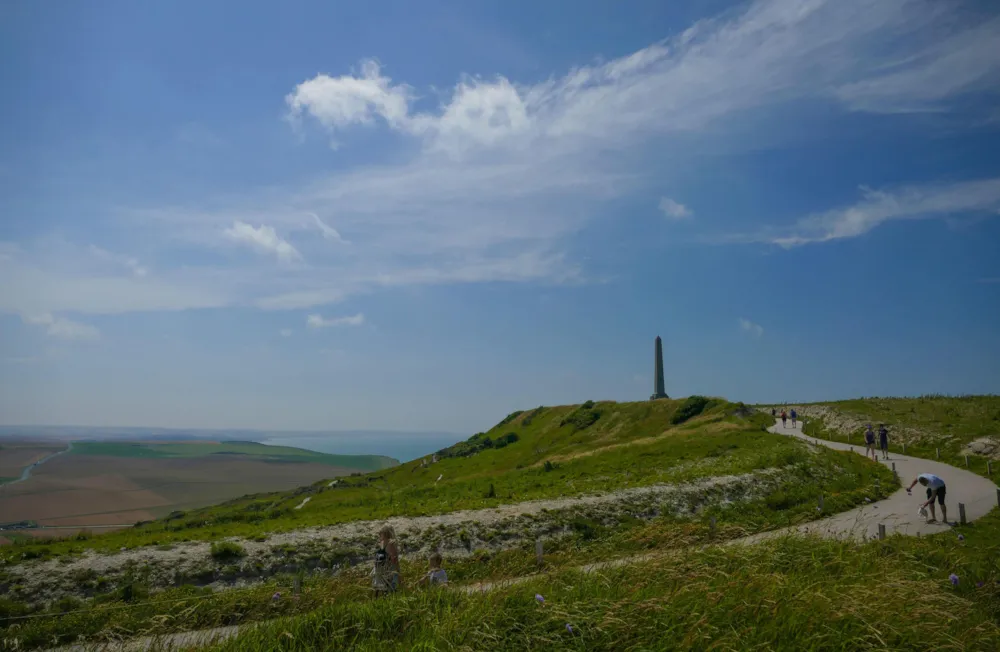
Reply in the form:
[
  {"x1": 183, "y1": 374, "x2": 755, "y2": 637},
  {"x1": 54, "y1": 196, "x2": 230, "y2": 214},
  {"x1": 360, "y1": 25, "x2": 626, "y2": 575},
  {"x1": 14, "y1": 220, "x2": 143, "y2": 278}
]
[{"x1": 651, "y1": 335, "x2": 668, "y2": 400}]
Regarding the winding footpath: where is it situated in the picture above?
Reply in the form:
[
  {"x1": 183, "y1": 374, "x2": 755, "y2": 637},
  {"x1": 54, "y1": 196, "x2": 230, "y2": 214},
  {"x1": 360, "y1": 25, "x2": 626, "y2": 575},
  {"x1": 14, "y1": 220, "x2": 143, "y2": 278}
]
[{"x1": 46, "y1": 419, "x2": 1000, "y2": 652}]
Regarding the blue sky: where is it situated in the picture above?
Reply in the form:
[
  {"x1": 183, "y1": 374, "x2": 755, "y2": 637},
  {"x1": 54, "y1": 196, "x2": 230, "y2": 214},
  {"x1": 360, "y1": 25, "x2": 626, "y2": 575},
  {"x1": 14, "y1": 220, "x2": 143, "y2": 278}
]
[{"x1": 1, "y1": 0, "x2": 999, "y2": 433}]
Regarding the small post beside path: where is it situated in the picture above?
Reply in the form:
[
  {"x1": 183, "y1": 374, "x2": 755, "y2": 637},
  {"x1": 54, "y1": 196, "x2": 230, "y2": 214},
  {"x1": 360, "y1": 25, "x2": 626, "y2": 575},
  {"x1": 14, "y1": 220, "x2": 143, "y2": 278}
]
[
  {"x1": 819, "y1": 494, "x2": 824, "y2": 512},
  {"x1": 988, "y1": 461, "x2": 993, "y2": 476},
  {"x1": 535, "y1": 539, "x2": 544, "y2": 566},
  {"x1": 958, "y1": 503, "x2": 967, "y2": 526},
  {"x1": 710, "y1": 516, "x2": 717, "y2": 533},
  {"x1": 903, "y1": 443, "x2": 907, "y2": 455},
  {"x1": 878, "y1": 524, "x2": 886, "y2": 540},
  {"x1": 965, "y1": 455, "x2": 970, "y2": 468},
  {"x1": 996, "y1": 488, "x2": 1000, "y2": 508},
  {"x1": 936, "y1": 448, "x2": 940, "y2": 460}
]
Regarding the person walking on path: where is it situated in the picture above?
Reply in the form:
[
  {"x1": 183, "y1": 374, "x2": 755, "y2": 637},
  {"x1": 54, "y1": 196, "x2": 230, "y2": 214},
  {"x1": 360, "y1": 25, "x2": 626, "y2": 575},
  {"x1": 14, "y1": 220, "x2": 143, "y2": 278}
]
[
  {"x1": 878, "y1": 423, "x2": 889, "y2": 460},
  {"x1": 906, "y1": 473, "x2": 949, "y2": 525},
  {"x1": 781, "y1": 410, "x2": 787, "y2": 428},
  {"x1": 372, "y1": 525, "x2": 401, "y2": 596},
  {"x1": 864, "y1": 424, "x2": 878, "y2": 461},
  {"x1": 790, "y1": 409, "x2": 797, "y2": 427}
]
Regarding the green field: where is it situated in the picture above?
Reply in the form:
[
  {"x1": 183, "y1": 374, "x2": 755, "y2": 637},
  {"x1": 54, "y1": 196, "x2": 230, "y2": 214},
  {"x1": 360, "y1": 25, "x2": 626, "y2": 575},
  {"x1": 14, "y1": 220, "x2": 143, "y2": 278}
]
[
  {"x1": 70, "y1": 440, "x2": 398, "y2": 471},
  {"x1": 793, "y1": 395, "x2": 1000, "y2": 479}
]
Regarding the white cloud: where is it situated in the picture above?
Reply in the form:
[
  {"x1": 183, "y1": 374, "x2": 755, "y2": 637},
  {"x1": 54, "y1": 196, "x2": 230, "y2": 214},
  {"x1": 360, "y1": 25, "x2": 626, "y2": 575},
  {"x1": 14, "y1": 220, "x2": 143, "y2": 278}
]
[
  {"x1": 739, "y1": 318, "x2": 764, "y2": 337},
  {"x1": 223, "y1": 221, "x2": 302, "y2": 262},
  {"x1": 24, "y1": 313, "x2": 100, "y2": 341},
  {"x1": 285, "y1": 60, "x2": 412, "y2": 134},
  {"x1": 4, "y1": 0, "x2": 999, "y2": 320},
  {"x1": 280, "y1": 328, "x2": 293, "y2": 337},
  {"x1": 763, "y1": 178, "x2": 1000, "y2": 247},
  {"x1": 659, "y1": 197, "x2": 692, "y2": 220},
  {"x1": 835, "y1": 16, "x2": 1000, "y2": 114},
  {"x1": 89, "y1": 245, "x2": 148, "y2": 277},
  {"x1": 306, "y1": 313, "x2": 365, "y2": 328},
  {"x1": 306, "y1": 212, "x2": 347, "y2": 243}
]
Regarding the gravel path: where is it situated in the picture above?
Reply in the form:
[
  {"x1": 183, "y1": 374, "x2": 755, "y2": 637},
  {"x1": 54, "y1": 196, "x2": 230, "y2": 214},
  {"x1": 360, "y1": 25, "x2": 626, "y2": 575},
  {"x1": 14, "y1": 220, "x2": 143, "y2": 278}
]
[{"x1": 46, "y1": 418, "x2": 1000, "y2": 651}]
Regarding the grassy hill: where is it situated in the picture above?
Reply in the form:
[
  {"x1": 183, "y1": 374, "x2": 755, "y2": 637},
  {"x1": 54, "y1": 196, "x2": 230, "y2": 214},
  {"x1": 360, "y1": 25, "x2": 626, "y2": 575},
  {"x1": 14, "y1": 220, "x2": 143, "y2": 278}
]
[
  {"x1": 69, "y1": 440, "x2": 397, "y2": 472},
  {"x1": 3, "y1": 396, "x2": 998, "y2": 650},
  {"x1": 777, "y1": 395, "x2": 1000, "y2": 478},
  {"x1": 1, "y1": 397, "x2": 888, "y2": 562}
]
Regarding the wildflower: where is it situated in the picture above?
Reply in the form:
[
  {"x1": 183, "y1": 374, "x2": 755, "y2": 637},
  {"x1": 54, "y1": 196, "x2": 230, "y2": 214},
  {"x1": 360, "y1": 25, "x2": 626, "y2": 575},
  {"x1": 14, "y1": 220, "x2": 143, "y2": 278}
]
[
  {"x1": 957, "y1": 534, "x2": 965, "y2": 541},
  {"x1": 272, "y1": 592, "x2": 281, "y2": 600},
  {"x1": 566, "y1": 623, "x2": 574, "y2": 634},
  {"x1": 977, "y1": 582, "x2": 984, "y2": 588},
  {"x1": 949, "y1": 574, "x2": 959, "y2": 587},
  {"x1": 535, "y1": 594, "x2": 544, "y2": 604}
]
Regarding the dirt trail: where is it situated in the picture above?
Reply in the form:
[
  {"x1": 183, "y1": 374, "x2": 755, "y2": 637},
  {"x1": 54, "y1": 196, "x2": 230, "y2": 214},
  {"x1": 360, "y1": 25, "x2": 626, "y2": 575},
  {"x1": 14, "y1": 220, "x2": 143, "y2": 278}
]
[{"x1": 44, "y1": 419, "x2": 1000, "y2": 652}]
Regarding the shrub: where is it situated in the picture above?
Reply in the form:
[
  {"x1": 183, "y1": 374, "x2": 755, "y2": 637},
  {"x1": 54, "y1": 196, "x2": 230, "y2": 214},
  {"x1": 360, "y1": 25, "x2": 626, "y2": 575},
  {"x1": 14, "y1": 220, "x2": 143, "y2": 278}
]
[
  {"x1": 210, "y1": 541, "x2": 246, "y2": 561},
  {"x1": 543, "y1": 461, "x2": 556, "y2": 473},
  {"x1": 497, "y1": 411, "x2": 523, "y2": 427},
  {"x1": 560, "y1": 404, "x2": 602, "y2": 431},
  {"x1": 672, "y1": 396, "x2": 713, "y2": 425},
  {"x1": 486, "y1": 483, "x2": 496, "y2": 499},
  {"x1": 521, "y1": 406, "x2": 545, "y2": 426}
]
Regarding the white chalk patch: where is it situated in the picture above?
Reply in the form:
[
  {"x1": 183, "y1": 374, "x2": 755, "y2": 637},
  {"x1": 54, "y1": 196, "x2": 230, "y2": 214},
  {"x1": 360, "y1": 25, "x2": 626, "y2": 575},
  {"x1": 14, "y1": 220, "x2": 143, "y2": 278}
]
[{"x1": 294, "y1": 497, "x2": 311, "y2": 510}]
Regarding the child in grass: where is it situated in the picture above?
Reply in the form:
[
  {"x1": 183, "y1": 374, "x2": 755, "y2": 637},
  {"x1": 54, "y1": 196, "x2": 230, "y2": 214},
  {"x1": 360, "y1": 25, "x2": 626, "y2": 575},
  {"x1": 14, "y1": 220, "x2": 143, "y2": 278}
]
[
  {"x1": 372, "y1": 524, "x2": 401, "y2": 596},
  {"x1": 418, "y1": 552, "x2": 448, "y2": 587}
]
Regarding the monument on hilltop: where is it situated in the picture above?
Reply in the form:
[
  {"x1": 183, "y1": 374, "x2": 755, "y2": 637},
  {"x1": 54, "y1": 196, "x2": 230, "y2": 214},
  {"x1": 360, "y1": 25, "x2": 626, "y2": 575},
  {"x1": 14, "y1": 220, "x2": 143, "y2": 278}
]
[{"x1": 650, "y1": 335, "x2": 669, "y2": 400}]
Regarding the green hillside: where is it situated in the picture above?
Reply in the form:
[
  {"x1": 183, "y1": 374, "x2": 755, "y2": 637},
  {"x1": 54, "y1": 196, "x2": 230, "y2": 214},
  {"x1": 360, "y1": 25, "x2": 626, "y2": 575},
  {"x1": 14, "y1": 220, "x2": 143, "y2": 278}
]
[
  {"x1": 70, "y1": 440, "x2": 397, "y2": 471},
  {"x1": 784, "y1": 395, "x2": 1000, "y2": 478},
  {"x1": 2, "y1": 397, "x2": 889, "y2": 562},
  {"x1": 3, "y1": 396, "x2": 999, "y2": 651}
]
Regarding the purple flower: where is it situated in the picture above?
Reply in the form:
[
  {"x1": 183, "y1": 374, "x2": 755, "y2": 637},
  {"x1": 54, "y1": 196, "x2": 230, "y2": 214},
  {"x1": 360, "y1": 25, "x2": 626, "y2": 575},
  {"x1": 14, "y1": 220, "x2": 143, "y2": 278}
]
[
  {"x1": 272, "y1": 592, "x2": 281, "y2": 600},
  {"x1": 977, "y1": 582, "x2": 985, "y2": 588},
  {"x1": 949, "y1": 574, "x2": 959, "y2": 587},
  {"x1": 566, "y1": 623, "x2": 574, "y2": 634},
  {"x1": 957, "y1": 534, "x2": 965, "y2": 541},
  {"x1": 535, "y1": 594, "x2": 544, "y2": 604}
]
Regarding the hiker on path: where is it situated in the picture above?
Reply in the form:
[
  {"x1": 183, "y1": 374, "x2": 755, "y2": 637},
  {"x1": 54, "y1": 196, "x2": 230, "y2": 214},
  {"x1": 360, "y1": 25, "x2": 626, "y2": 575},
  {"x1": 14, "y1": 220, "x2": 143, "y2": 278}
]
[
  {"x1": 864, "y1": 424, "x2": 878, "y2": 461},
  {"x1": 906, "y1": 473, "x2": 949, "y2": 524},
  {"x1": 771, "y1": 408, "x2": 776, "y2": 417},
  {"x1": 372, "y1": 525, "x2": 401, "y2": 596},
  {"x1": 878, "y1": 423, "x2": 889, "y2": 460},
  {"x1": 781, "y1": 410, "x2": 787, "y2": 428},
  {"x1": 790, "y1": 409, "x2": 797, "y2": 427}
]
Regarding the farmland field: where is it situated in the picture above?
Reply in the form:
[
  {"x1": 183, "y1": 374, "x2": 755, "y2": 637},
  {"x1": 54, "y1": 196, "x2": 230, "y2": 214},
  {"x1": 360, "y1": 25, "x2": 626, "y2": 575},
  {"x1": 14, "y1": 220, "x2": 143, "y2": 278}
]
[{"x1": 0, "y1": 440, "x2": 398, "y2": 539}]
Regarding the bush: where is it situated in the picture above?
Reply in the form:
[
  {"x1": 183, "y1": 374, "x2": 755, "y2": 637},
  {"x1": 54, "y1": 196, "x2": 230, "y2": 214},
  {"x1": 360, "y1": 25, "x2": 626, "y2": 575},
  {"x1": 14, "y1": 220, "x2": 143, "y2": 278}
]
[
  {"x1": 521, "y1": 406, "x2": 545, "y2": 426},
  {"x1": 543, "y1": 461, "x2": 556, "y2": 473},
  {"x1": 210, "y1": 541, "x2": 246, "y2": 561},
  {"x1": 672, "y1": 396, "x2": 713, "y2": 425},
  {"x1": 486, "y1": 483, "x2": 496, "y2": 499},
  {"x1": 561, "y1": 406, "x2": 602, "y2": 431}
]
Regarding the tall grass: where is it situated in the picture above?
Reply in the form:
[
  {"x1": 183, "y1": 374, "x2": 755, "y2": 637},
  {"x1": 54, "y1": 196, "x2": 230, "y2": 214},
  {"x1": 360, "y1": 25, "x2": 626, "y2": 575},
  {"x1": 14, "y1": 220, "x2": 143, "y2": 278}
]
[{"x1": 205, "y1": 511, "x2": 1000, "y2": 651}]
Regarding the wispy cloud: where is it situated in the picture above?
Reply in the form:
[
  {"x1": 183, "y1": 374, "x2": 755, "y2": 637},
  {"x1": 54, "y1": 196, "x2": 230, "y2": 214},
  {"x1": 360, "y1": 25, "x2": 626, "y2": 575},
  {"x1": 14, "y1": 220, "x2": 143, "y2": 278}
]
[
  {"x1": 732, "y1": 178, "x2": 1000, "y2": 248},
  {"x1": 306, "y1": 313, "x2": 365, "y2": 328},
  {"x1": 24, "y1": 313, "x2": 100, "y2": 341},
  {"x1": 3, "y1": 0, "x2": 998, "y2": 319},
  {"x1": 659, "y1": 197, "x2": 692, "y2": 220},
  {"x1": 223, "y1": 221, "x2": 302, "y2": 262},
  {"x1": 739, "y1": 318, "x2": 764, "y2": 337},
  {"x1": 88, "y1": 245, "x2": 148, "y2": 278},
  {"x1": 307, "y1": 213, "x2": 348, "y2": 243}
]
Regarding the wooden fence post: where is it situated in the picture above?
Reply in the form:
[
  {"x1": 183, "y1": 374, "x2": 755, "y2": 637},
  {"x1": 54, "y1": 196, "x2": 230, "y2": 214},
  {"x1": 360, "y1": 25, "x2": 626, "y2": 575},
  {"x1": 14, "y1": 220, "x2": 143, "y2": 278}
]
[
  {"x1": 958, "y1": 503, "x2": 967, "y2": 526},
  {"x1": 877, "y1": 524, "x2": 886, "y2": 540},
  {"x1": 535, "y1": 539, "x2": 544, "y2": 566}
]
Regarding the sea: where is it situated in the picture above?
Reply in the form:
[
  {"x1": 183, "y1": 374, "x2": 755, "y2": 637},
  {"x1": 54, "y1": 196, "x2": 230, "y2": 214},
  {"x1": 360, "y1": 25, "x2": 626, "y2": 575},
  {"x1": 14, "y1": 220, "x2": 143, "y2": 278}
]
[{"x1": 257, "y1": 431, "x2": 464, "y2": 464}]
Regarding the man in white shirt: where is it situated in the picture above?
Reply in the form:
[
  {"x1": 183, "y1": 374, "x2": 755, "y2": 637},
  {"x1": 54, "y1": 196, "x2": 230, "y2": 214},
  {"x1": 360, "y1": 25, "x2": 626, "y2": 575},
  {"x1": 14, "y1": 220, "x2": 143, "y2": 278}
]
[{"x1": 906, "y1": 473, "x2": 948, "y2": 524}]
